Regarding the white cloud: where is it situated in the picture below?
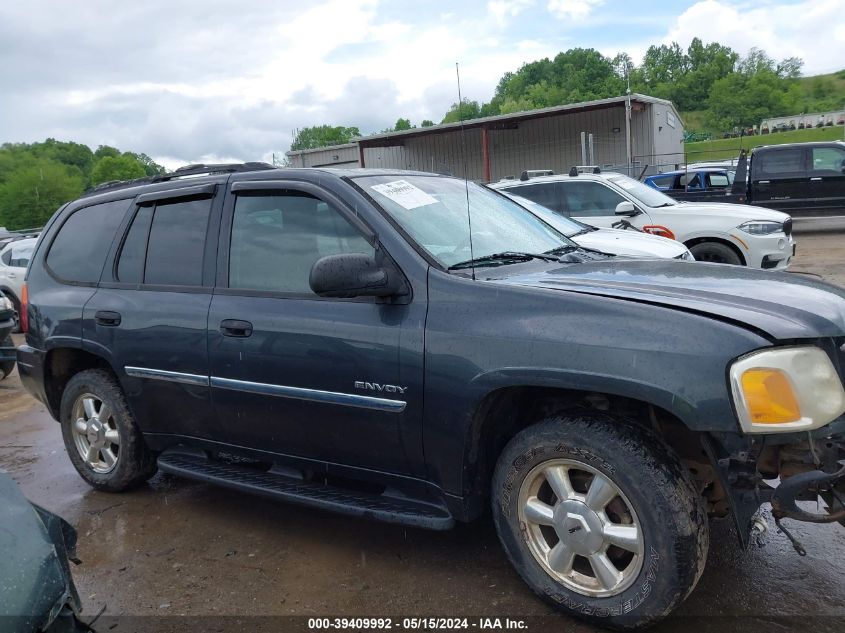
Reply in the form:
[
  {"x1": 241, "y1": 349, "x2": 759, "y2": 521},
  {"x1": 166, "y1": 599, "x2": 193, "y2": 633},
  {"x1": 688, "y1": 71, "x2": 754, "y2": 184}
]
[
  {"x1": 487, "y1": 0, "x2": 534, "y2": 26},
  {"x1": 547, "y1": 0, "x2": 605, "y2": 21},
  {"x1": 665, "y1": 0, "x2": 845, "y2": 75}
]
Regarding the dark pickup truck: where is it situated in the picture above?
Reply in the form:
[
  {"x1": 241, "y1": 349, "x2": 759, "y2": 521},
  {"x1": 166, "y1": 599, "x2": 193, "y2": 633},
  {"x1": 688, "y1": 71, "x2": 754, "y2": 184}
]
[
  {"x1": 16, "y1": 163, "x2": 845, "y2": 629},
  {"x1": 734, "y1": 141, "x2": 845, "y2": 217}
]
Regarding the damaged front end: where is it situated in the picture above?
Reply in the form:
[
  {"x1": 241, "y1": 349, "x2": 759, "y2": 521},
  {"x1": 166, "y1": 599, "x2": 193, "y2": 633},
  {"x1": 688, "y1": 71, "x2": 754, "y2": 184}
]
[
  {"x1": 0, "y1": 472, "x2": 91, "y2": 633},
  {"x1": 704, "y1": 417, "x2": 845, "y2": 552}
]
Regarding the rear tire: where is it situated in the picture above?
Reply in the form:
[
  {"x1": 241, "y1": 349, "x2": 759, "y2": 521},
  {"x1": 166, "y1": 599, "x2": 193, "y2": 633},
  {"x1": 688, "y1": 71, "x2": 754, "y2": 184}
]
[
  {"x1": 60, "y1": 368, "x2": 157, "y2": 491},
  {"x1": 491, "y1": 414, "x2": 708, "y2": 629},
  {"x1": 689, "y1": 241, "x2": 742, "y2": 265}
]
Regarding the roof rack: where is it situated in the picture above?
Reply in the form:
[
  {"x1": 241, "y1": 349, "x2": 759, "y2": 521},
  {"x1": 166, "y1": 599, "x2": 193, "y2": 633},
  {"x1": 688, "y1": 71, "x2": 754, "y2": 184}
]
[
  {"x1": 83, "y1": 162, "x2": 276, "y2": 197},
  {"x1": 568, "y1": 165, "x2": 602, "y2": 177},
  {"x1": 519, "y1": 169, "x2": 554, "y2": 181}
]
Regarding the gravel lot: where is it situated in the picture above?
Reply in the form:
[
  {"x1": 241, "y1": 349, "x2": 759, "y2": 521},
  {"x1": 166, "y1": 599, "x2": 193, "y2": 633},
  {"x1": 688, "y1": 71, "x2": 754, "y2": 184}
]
[{"x1": 2, "y1": 232, "x2": 844, "y2": 632}]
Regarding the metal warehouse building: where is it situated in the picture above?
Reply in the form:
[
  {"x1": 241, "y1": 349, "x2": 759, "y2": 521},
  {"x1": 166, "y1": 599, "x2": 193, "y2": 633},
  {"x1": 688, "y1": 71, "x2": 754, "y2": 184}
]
[{"x1": 286, "y1": 94, "x2": 685, "y2": 182}]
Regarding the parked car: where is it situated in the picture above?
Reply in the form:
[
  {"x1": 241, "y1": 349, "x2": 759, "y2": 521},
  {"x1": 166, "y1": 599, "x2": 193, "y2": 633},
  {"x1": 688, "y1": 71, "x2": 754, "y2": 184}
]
[
  {"x1": 643, "y1": 167, "x2": 737, "y2": 203},
  {"x1": 491, "y1": 169, "x2": 794, "y2": 268},
  {"x1": 500, "y1": 192, "x2": 695, "y2": 260},
  {"x1": 732, "y1": 141, "x2": 845, "y2": 217},
  {"x1": 0, "y1": 290, "x2": 15, "y2": 379},
  {"x1": 17, "y1": 163, "x2": 845, "y2": 629},
  {"x1": 0, "y1": 237, "x2": 37, "y2": 332},
  {"x1": 0, "y1": 472, "x2": 89, "y2": 632}
]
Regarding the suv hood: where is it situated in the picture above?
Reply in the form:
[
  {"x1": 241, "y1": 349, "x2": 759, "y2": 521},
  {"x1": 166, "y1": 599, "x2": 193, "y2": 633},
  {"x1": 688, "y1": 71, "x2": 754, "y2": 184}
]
[
  {"x1": 671, "y1": 201, "x2": 789, "y2": 222},
  {"x1": 494, "y1": 259, "x2": 845, "y2": 340}
]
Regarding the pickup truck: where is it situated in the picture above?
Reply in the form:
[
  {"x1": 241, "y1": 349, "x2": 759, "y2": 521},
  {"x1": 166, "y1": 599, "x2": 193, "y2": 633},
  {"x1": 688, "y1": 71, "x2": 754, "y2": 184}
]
[
  {"x1": 16, "y1": 163, "x2": 845, "y2": 629},
  {"x1": 730, "y1": 142, "x2": 845, "y2": 216},
  {"x1": 643, "y1": 167, "x2": 737, "y2": 203}
]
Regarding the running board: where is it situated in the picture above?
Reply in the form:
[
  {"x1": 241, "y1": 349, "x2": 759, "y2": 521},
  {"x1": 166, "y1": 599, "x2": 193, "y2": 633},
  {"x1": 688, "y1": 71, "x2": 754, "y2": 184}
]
[{"x1": 157, "y1": 450, "x2": 454, "y2": 530}]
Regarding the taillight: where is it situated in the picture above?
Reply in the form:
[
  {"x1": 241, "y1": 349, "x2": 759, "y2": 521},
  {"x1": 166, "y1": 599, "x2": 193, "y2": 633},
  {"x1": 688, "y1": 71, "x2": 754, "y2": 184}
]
[{"x1": 20, "y1": 283, "x2": 28, "y2": 333}]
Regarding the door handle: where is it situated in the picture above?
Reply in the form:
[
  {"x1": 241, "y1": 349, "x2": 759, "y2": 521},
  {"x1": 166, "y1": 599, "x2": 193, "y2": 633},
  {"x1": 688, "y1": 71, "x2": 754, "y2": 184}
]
[
  {"x1": 95, "y1": 310, "x2": 121, "y2": 326},
  {"x1": 220, "y1": 319, "x2": 253, "y2": 337},
  {"x1": 7, "y1": 272, "x2": 16, "y2": 279},
  {"x1": 810, "y1": 177, "x2": 823, "y2": 182},
  {"x1": 757, "y1": 180, "x2": 770, "y2": 185}
]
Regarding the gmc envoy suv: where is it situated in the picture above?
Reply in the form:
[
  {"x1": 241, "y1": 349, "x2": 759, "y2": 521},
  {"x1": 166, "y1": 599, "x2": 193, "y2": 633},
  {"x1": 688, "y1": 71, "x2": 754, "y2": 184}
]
[{"x1": 16, "y1": 163, "x2": 845, "y2": 628}]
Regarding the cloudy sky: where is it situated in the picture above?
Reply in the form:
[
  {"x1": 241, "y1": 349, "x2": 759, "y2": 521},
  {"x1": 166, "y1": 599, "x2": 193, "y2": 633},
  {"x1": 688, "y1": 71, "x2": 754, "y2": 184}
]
[{"x1": 1, "y1": 0, "x2": 843, "y2": 169}]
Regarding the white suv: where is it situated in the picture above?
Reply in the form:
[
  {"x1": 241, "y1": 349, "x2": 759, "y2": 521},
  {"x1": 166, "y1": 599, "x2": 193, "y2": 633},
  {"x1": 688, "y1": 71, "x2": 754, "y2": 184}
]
[
  {"x1": 0, "y1": 237, "x2": 36, "y2": 331},
  {"x1": 491, "y1": 171, "x2": 795, "y2": 269}
]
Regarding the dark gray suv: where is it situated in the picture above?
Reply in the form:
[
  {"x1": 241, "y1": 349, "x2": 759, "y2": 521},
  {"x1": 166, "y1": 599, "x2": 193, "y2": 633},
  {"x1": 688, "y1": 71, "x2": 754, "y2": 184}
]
[{"x1": 16, "y1": 163, "x2": 845, "y2": 629}]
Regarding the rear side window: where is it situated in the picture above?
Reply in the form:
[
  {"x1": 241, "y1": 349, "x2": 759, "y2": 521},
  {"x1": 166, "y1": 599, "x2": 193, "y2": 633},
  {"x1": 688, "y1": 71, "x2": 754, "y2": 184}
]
[
  {"x1": 756, "y1": 149, "x2": 806, "y2": 177},
  {"x1": 648, "y1": 175, "x2": 673, "y2": 189},
  {"x1": 0, "y1": 250, "x2": 9, "y2": 265},
  {"x1": 46, "y1": 199, "x2": 130, "y2": 283},
  {"x1": 116, "y1": 198, "x2": 211, "y2": 286},
  {"x1": 707, "y1": 172, "x2": 730, "y2": 188}
]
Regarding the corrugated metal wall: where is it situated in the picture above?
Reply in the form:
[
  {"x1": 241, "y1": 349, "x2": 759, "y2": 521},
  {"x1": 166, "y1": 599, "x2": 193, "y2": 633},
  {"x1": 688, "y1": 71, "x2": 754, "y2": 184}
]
[
  {"x1": 361, "y1": 104, "x2": 676, "y2": 181},
  {"x1": 306, "y1": 101, "x2": 686, "y2": 180},
  {"x1": 287, "y1": 145, "x2": 359, "y2": 168}
]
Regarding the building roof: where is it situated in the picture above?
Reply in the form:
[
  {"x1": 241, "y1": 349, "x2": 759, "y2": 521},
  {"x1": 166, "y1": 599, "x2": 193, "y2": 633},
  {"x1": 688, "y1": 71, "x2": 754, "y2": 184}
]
[
  {"x1": 355, "y1": 93, "x2": 679, "y2": 147},
  {"x1": 285, "y1": 142, "x2": 358, "y2": 158}
]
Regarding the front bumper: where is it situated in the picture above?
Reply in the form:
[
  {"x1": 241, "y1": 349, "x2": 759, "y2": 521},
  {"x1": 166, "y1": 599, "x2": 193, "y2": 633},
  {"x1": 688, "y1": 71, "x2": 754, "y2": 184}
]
[
  {"x1": 738, "y1": 231, "x2": 795, "y2": 270},
  {"x1": 705, "y1": 417, "x2": 845, "y2": 548}
]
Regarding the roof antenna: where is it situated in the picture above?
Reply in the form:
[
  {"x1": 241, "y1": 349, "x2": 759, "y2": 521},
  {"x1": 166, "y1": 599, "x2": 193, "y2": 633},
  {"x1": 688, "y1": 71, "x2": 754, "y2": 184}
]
[{"x1": 456, "y1": 61, "x2": 476, "y2": 281}]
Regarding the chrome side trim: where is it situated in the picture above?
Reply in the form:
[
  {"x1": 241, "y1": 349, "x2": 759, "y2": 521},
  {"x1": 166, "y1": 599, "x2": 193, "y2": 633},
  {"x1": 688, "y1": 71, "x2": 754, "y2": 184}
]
[
  {"x1": 210, "y1": 376, "x2": 406, "y2": 413},
  {"x1": 125, "y1": 366, "x2": 210, "y2": 387}
]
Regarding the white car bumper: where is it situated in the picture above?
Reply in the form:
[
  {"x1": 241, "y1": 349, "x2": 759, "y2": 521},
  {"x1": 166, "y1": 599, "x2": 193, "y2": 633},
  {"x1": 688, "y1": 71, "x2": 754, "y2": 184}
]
[{"x1": 737, "y1": 232, "x2": 795, "y2": 270}]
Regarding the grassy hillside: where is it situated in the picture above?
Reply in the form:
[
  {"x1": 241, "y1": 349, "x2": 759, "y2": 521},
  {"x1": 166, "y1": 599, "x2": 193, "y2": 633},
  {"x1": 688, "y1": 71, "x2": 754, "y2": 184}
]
[
  {"x1": 681, "y1": 69, "x2": 845, "y2": 136},
  {"x1": 684, "y1": 125, "x2": 845, "y2": 162}
]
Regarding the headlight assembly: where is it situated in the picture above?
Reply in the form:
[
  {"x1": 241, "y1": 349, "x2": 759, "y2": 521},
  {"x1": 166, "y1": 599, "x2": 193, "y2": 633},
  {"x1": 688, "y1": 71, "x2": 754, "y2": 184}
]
[
  {"x1": 730, "y1": 346, "x2": 845, "y2": 433},
  {"x1": 737, "y1": 220, "x2": 783, "y2": 235}
]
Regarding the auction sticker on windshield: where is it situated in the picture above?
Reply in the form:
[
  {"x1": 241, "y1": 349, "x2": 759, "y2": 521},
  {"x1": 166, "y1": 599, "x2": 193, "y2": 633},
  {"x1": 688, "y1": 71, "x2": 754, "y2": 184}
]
[{"x1": 371, "y1": 180, "x2": 438, "y2": 209}]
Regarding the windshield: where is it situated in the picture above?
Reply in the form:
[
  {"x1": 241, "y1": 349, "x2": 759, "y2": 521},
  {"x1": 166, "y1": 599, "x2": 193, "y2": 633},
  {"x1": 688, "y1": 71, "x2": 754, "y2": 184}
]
[
  {"x1": 356, "y1": 175, "x2": 577, "y2": 268},
  {"x1": 607, "y1": 174, "x2": 678, "y2": 208},
  {"x1": 500, "y1": 193, "x2": 588, "y2": 237}
]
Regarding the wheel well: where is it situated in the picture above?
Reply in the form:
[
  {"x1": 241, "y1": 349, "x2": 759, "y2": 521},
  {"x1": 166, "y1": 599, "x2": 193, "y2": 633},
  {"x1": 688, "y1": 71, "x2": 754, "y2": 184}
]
[
  {"x1": 44, "y1": 348, "x2": 114, "y2": 420},
  {"x1": 466, "y1": 386, "x2": 723, "y2": 516},
  {"x1": 683, "y1": 236, "x2": 746, "y2": 265},
  {"x1": 0, "y1": 286, "x2": 19, "y2": 307}
]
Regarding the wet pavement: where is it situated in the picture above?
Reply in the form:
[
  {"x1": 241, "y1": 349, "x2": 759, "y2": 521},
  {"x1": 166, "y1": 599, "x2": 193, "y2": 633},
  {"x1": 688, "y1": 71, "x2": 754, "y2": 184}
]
[{"x1": 1, "y1": 233, "x2": 845, "y2": 632}]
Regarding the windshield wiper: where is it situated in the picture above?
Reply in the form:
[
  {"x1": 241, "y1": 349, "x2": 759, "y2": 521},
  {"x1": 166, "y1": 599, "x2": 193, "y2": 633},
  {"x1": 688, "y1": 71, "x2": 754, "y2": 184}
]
[{"x1": 448, "y1": 251, "x2": 559, "y2": 270}]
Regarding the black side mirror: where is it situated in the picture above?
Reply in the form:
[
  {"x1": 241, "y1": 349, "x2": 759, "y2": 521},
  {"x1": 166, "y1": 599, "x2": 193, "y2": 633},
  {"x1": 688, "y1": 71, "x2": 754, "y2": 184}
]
[{"x1": 309, "y1": 252, "x2": 404, "y2": 299}]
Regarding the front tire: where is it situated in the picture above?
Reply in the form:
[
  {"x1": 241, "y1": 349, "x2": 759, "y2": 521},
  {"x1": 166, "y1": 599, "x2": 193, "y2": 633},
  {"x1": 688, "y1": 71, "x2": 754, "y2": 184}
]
[
  {"x1": 689, "y1": 241, "x2": 742, "y2": 265},
  {"x1": 60, "y1": 368, "x2": 157, "y2": 491},
  {"x1": 491, "y1": 414, "x2": 708, "y2": 629}
]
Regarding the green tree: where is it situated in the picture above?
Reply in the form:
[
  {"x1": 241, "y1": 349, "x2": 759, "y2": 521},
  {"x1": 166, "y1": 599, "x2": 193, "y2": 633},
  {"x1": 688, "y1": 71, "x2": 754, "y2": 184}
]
[
  {"x1": 90, "y1": 154, "x2": 147, "y2": 186},
  {"x1": 94, "y1": 145, "x2": 121, "y2": 160},
  {"x1": 124, "y1": 152, "x2": 166, "y2": 177},
  {"x1": 0, "y1": 159, "x2": 85, "y2": 229},
  {"x1": 441, "y1": 99, "x2": 483, "y2": 123},
  {"x1": 420, "y1": 119, "x2": 435, "y2": 127},
  {"x1": 394, "y1": 118, "x2": 413, "y2": 131},
  {"x1": 290, "y1": 125, "x2": 361, "y2": 150}
]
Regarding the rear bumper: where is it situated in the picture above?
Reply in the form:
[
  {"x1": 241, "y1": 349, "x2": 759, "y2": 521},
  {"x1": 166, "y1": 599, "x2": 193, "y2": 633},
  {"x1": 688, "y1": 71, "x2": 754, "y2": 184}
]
[{"x1": 15, "y1": 344, "x2": 49, "y2": 409}]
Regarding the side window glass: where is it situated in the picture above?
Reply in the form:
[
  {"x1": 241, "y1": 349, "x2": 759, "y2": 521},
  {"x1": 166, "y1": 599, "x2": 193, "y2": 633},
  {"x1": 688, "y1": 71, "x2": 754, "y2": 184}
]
[
  {"x1": 811, "y1": 147, "x2": 845, "y2": 174},
  {"x1": 561, "y1": 182, "x2": 626, "y2": 217},
  {"x1": 144, "y1": 198, "x2": 212, "y2": 286},
  {"x1": 46, "y1": 199, "x2": 130, "y2": 283},
  {"x1": 649, "y1": 175, "x2": 672, "y2": 189},
  {"x1": 229, "y1": 192, "x2": 374, "y2": 294},
  {"x1": 758, "y1": 149, "x2": 806, "y2": 177},
  {"x1": 707, "y1": 173, "x2": 730, "y2": 188},
  {"x1": 0, "y1": 250, "x2": 10, "y2": 266},
  {"x1": 116, "y1": 206, "x2": 153, "y2": 283},
  {"x1": 507, "y1": 183, "x2": 565, "y2": 214}
]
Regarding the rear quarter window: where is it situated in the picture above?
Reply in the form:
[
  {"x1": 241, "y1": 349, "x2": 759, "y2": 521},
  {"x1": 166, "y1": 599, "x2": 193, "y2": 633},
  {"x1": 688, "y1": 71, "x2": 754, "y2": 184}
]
[{"x1": 46, "y1": 199, "x2": 131, "y2": 283}]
